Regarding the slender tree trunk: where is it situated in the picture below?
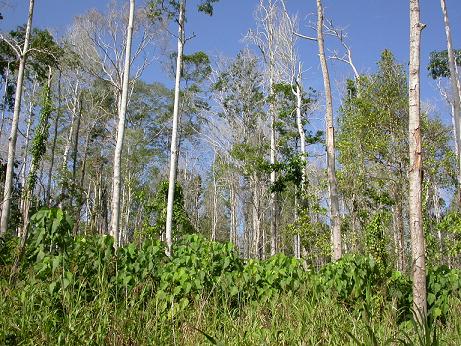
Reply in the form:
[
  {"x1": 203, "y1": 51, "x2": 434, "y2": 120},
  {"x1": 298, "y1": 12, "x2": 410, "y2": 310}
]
[
  {"x1": 19, "y1": 82, "x2": 37, "y2": 209},
  {"x1": 165, "y1": 0, "x2": 185, "y2": 256},
  {"x1": 230, "y1": 180, "x2": 237, "y2": 245},
  {"x1": 211, "y1": 161, "x2": 218, "y2": 241},
  {"x1": 73, "y1": 128, "x2": 91, "y2": 235},
  {"x1": 61, "y1": 81, "x2": 80, "y2": 176},
  {"x1": 80, "y1": 128, "x2": 91, "y2": 191},
  {"x1": 268, "y1": 6, "x2": 278, "y2": 257},
  {"x1": 0, "y1": 0, "x2": 35, "y2": 235},
  {"x1": 409, "y1": 0, "x2": 426, "y2": 321},
  {"x1": 393, "y1": 199, "x2": 406, "y2": 271},
  {"x1": 244, "y1": 201, "x2": 250, "y2": 258},
  {"x1": 295, "y1": 79, "x2": 306, "y2": 160},
  {"x1": 124, "y1": 176, "x2": 132, "y2": 244},
  {"x1": 440, "y1": 0, "x2": 461, "y2": 205},
  {"x1": 110, "y1": 0, "x2": 135, "y2": 248},
  {"x1": 450, "y1": 103, "x2": 459, "y2": 158},
  {"x1": 19, "y1": 68, "x2": 52, "y2": 262},
  {"x1": 46, "y1": 70, "x2": 61, "y2": 205},
  {"x1": 18, "y1": 93, "x2": 34, "y2": 238},
  {"x1": 252, "y1": 174, "x2": 261, "y2": 258},
  {"x1": 71, "y1": 101, "x2": 82, "y2": 184},
  {"x1": 294, "y1": 75, "x2": 305, "y2": 259},
  {"x1": 194, "y1": 177, "x2": 200, "y2": 230},
  {"x1": 316, "y1": 0, "x2": 342, "y2": 261},
  {"x1": 293, "y1": 190, "x2": 301, "y2": 259}
]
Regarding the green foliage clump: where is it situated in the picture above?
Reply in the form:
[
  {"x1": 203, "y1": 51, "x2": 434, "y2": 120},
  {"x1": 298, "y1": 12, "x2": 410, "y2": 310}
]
[
  {"x1": 145, "y1": 180, "x2": 195, "y2": 238},
  {"x1": 365, "y1": 211, "x2": 390, "y2": 272},
  {"x1": 27, "y1": 84, "x2": 53, "y2": 194},
  {"x1": 2, "y1": 208, "x2": 461, "y2": 344},
  {"x1": 427, "y1": 49, "x2": 461, "y2": 79},
  {"x1": 318, "y1": 255, "x2": 386, "y2": 311},
  {"x1": 436, "y1": 212, "x2": 461, "y2": 266},
  {"x1": 427, "y1": 266, "x2": 461, "y2": 322},
  {"x1": 27, "y1": 207, "x2": 73, "y2": 262}
]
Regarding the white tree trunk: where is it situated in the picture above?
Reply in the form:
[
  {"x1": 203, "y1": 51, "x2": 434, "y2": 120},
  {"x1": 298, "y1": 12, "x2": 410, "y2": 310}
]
[
  {"x1": 440, "y1": 0, "x2": 461, "y2": 204},
  {"x1": 61, "y1": 81, "x2": 80, "y2": 175},
  {"x1": 295, "y1": 80, "x2": 306, "y2": 159},
  {"x1": 230, "y1": 180, "x2": 237, "y2": 245},
  {"x1": 165, "y1": 0, "x2": 185, "y2": 256},
  {"x1": 20, "y1": 84, "x2": 37, "y2": 201},
  {"x1": 316, "y1": 0, "x2": 342, "y2": 261},
  {"x1": 409, "y1": 0, "x2": 427, "y2": 322},
  {"x1": 0, "y1": 0, "x2": 35, "y2": 235},
  {"x1": 211, "y1": 161, "x2": 218, "y2": 241},
  {"x1": 294, "y1": 76, "x2": 305, "y2": 259},
  {"x1": 46, "y1": 70, "x2": 62, "y2": 204},
  {"x1": 269, "y1": 22, "x2": 277, "y2": 258},
  {"x1": 252, "y1": 174, "x2": 261, "y2": 258},
  {"x1": 110, "y1": 0, "x2": 135, "y2": 248}
]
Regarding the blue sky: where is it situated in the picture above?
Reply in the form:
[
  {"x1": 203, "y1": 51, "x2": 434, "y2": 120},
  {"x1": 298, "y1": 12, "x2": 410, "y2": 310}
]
[{"x1": 2, "y1": 0, "x2": 461, "y2": 123}]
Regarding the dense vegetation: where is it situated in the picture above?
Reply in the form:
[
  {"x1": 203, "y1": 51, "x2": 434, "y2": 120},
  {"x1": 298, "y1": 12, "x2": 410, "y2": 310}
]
[
  {"x1": 1, "y1": 0, "x2": 461, "y2": 343},
  {"x1": 0, "y1": 208, "x2": 460, "y2": 344}
]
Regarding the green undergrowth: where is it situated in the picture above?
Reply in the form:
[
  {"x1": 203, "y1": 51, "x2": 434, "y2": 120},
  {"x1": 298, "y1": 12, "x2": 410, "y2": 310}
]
[{"x1": 1, "y1": 208, "x2": 461, "y2": 345}]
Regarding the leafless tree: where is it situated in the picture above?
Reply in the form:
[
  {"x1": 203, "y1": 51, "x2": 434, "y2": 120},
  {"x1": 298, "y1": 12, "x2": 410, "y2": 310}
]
[{"x1": 409, "y1": 0, "x2": 426, "y2": 322}]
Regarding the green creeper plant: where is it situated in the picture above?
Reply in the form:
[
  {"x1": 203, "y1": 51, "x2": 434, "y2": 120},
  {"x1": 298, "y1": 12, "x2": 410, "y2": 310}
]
[{"x1": 27, "y1": 82, "x2": 52, "y2": 194}]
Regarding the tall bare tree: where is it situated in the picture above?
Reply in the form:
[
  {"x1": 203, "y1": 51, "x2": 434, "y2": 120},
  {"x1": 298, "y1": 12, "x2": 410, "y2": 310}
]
[
  {"x1": 250, "y1": 0, "x2": 297, "y2": 256},
  {"x1": 165, "y1": 0, "x2": 185, "y2": 257},
  {"x1": 409, "y1": 0, "x2": 426, "y2": 321},
  {"x1": 110, "y1": 0, "x2": 135, "y2": 248},
  {"x1": 0, "y1": 0, "x2": 35, "y2": 235},
  {"x1": 68, "y1": 1, "x2": 156, "y2": 244},
  {"x1": 440, "y1": 0, "x2": 461, "y2": 204},
  {"x1": 316, "y1": 0, "x2": 342, "y2": 261}
]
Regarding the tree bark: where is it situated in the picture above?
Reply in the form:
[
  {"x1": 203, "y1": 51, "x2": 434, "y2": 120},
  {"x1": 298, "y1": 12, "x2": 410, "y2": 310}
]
[
  {"x1": 71, "y1": 100, "x2": 82, "y2": 184},
  {"x1": 409, "y1": 0, "x2": 427, "y2": 322},
  {"x1": 19, "y1": 82, "x2": 38, "y2": 216},
  {"x1": 393, "y1": 199, "x2": 406, "y2": 271},
  {"x1": 294, "y1": 74, "x2": 305, "y2": 259},
  {"x1": 165, "y1": 0, "x2": 185, "y2": 256},
  {"x1": 0, "y1": 0, "x2": 35, "y2": 236},
  {"x1": 268, "y1": 3, "x2": 277, "y2": 257},
  {"x1": 18, "y1": 87, "x2": 36, "y2": 238},
  {"x1": 110, "y1": 0, "x2": 135, "y2": 248},
  {"x1": 211, "y1": 160, "x2": 218, "y2": 241},
  {"x1": 46, "y1": 70, "x2": 61, "y2": 205},
  {"x1": 61, "y1": 81, "x2": 80, "y2": 177},
  {"x1": 230, "y1": 179, "x2": 237, "y2": 245},
  {"x1": 440, "y1": 0, "x2": 461, "y2": 205},
  {"x1": 251, "y1": 173, "x2": 261, "y2": 258},
  {"x1": 316, "y1": 0, "x2": 342, "y2": 261},
  {"x1": 22, "y1": 69, "x2": 53, "y2": 240}
]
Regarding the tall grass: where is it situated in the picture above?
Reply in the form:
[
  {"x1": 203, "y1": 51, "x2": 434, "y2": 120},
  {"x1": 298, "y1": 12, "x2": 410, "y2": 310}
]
[{"x1": 1, "y1": 276, "x2": 461, "y2": 345}]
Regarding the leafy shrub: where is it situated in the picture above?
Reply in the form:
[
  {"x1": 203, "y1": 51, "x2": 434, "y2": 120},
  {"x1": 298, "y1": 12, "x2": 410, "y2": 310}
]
[
  {"x1": 386, "y1": 270, "x2": 412, "y2": 322},
  {"x1": 155, "y1": 234, "x2": 242, "y2": 315},
  {"x1": 221, "y1": 254, "x2": 306, "y2": 303},
  {"x1": 11, "y1": 207, "x2": 461, "y2": 333},
  {"x1": 26, "y1": 207, "x2": 73, "y2": 263},
  {"x1": 427, "y1": 266, "x2": 461, "y2": 322},
  {"x1": 318, "y1": 255, "x2": 385, "y2": 309},
  {"x1": 115, "y1": 238, "x2": 164, "y2": 289},
  {"x1": 0, "y1": 232, "x2": 20, "y2": 268}
]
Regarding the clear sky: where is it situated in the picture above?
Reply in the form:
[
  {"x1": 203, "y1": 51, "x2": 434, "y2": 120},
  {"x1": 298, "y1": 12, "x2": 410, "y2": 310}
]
[{"x1": 2, "y1": 0, "x2": 461, "y2": 124}]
